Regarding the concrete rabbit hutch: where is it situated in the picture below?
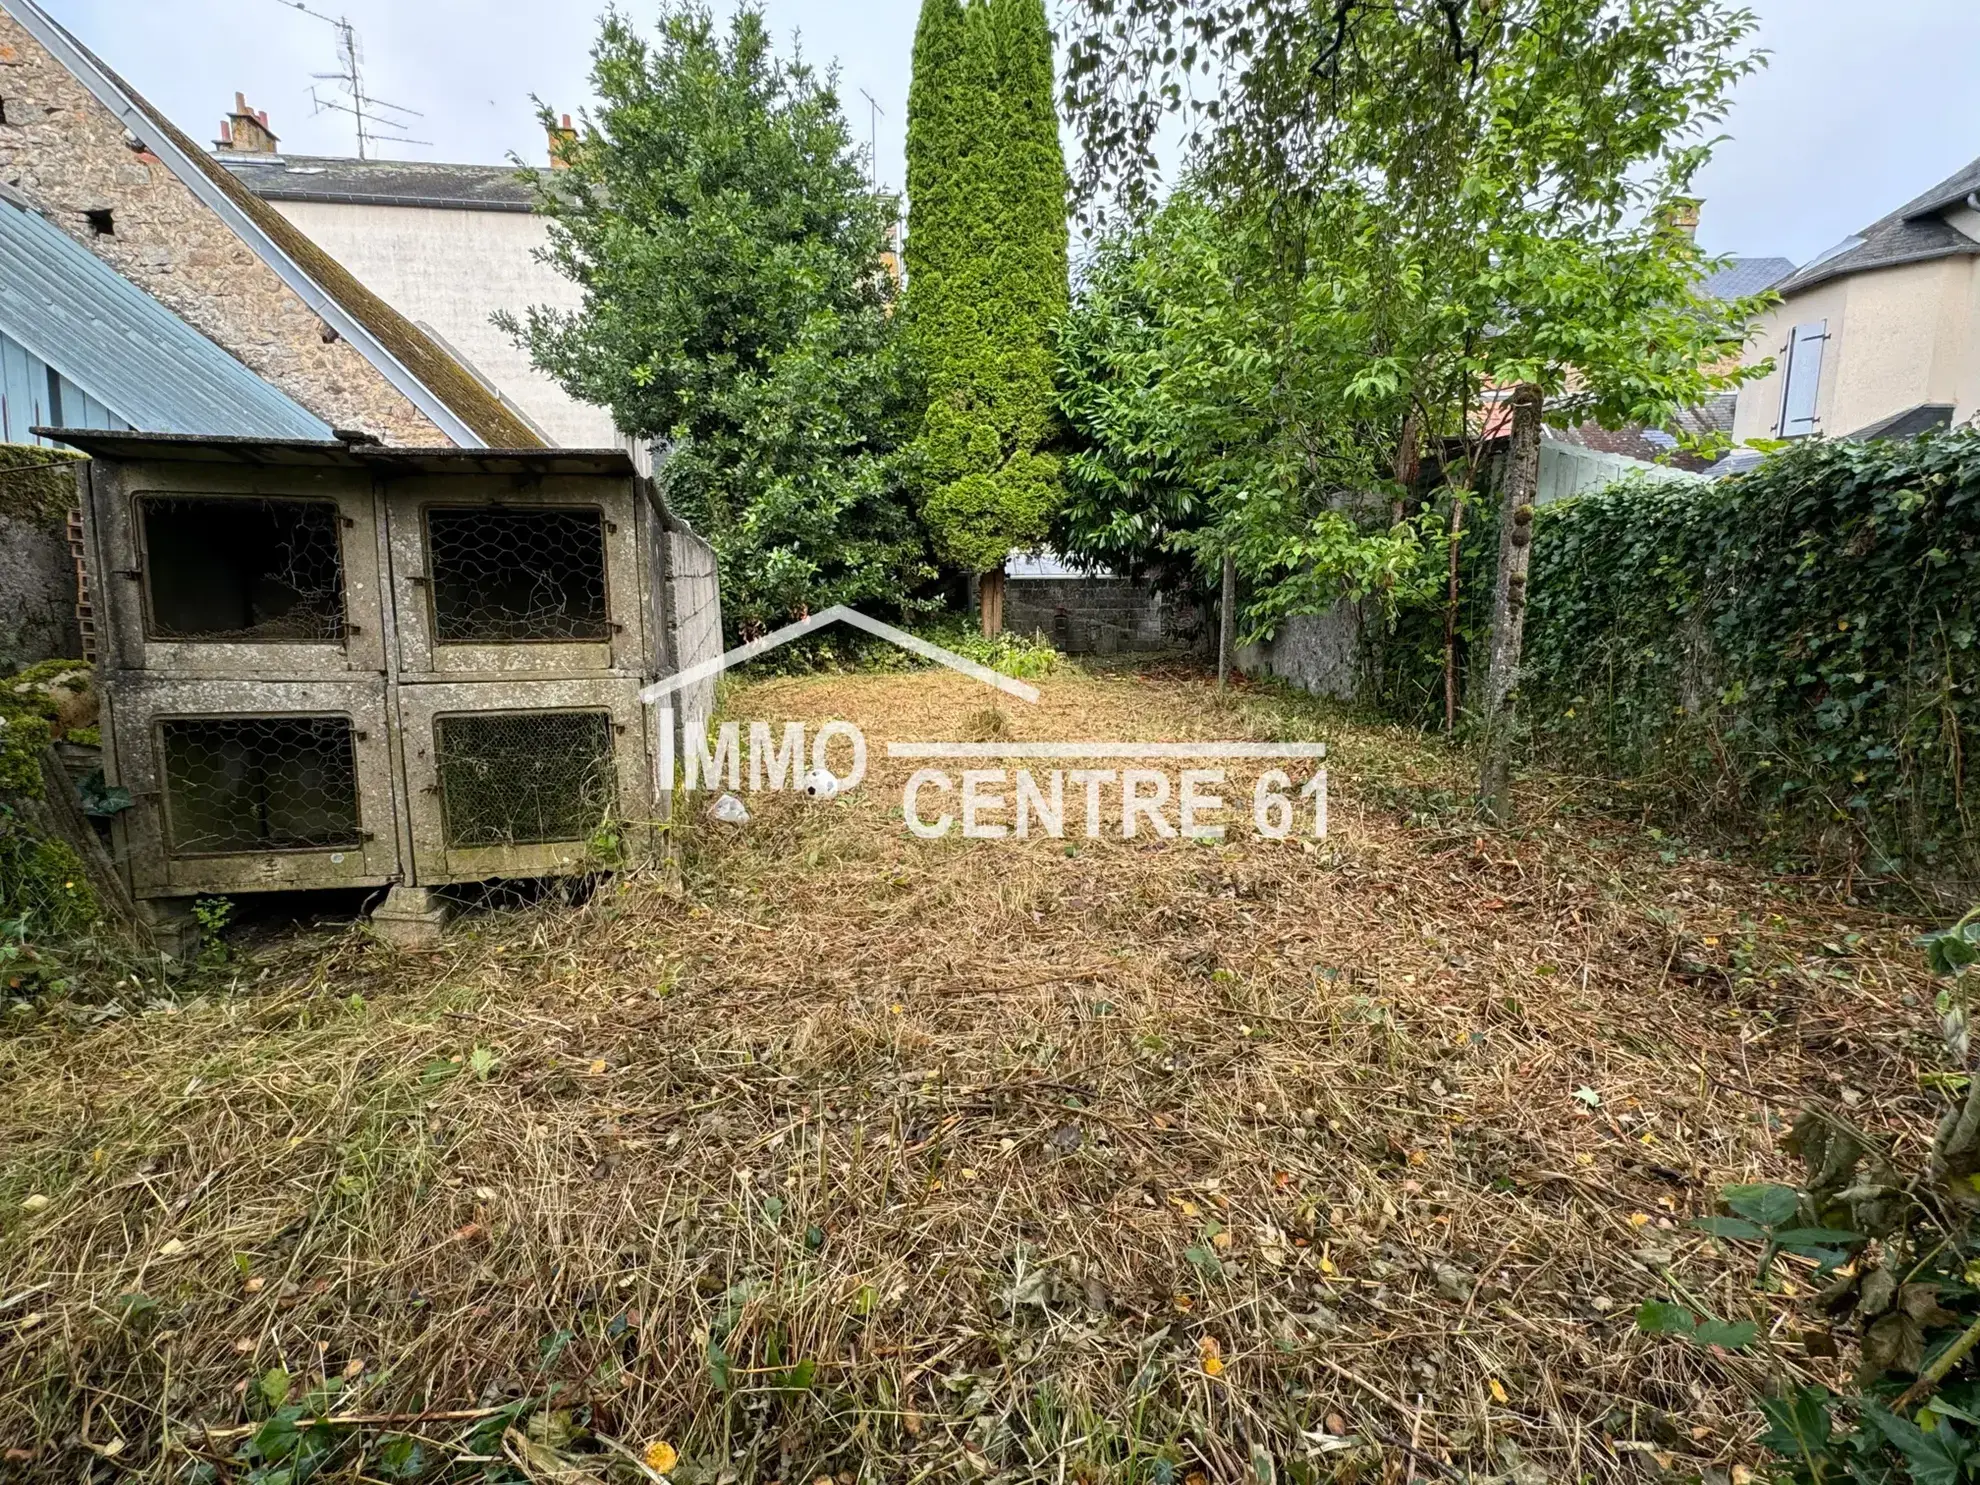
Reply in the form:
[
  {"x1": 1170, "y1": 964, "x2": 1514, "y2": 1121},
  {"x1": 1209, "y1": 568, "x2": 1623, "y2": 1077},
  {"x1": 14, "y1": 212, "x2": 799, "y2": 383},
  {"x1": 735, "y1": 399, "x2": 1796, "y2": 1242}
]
[{"x1": 57, "y1": 429, "x2": 720, "y2": 950}]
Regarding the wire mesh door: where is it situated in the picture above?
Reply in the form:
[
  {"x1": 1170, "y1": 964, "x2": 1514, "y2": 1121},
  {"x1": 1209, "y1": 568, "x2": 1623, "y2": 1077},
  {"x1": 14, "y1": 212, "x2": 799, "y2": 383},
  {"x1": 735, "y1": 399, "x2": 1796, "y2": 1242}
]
[
  {"x1": 106, "y1": 677, "x2": 400, "y2": 896},
  {"x1": 159, "y1": 716, "x2": 361, "y2": 854},
  {"x1": 86, "y1": 463, "x2": 385, "y2": 675},
  {"x1": 434, "y1": 710, "x2": 616, "y2": 849},
  {"x1": 385, "y1": 477, "x2": 647, "y2": 677}
]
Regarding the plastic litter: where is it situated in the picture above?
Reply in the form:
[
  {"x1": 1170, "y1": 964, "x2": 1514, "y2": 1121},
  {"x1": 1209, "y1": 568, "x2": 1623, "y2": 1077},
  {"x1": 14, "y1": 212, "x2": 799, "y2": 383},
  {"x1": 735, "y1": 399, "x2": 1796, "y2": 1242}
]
[{"x1": 709, "y1": 792, "x2": 750, "y2": 824}]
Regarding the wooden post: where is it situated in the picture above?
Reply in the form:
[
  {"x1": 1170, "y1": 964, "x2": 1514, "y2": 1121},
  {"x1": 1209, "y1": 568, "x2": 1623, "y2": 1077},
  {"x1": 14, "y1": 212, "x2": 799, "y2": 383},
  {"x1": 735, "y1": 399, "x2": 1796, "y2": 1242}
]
[
  {"x1": 1217, "y1": 550, "x2": 1236, "y2": 691},
  {"x1": 1476, "y1": 383, "x2": 1543, "y2": 824},
  {"x1": 978, "y1": 566, "x2": 1005, "y2": 638},
  {"x1": 1441, "y1": 483, "x2": 1467, "y2": 732}
]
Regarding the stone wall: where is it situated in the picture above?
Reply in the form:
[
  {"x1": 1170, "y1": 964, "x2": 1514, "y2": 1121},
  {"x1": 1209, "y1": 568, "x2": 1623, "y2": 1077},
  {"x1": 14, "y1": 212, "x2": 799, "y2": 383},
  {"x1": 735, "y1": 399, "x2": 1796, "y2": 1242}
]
[
  {"x1": 1237, "y1": 600, "x2": 1365, "y2": 701},
  {"x1": 0, "y1": 13, "x2": 445, "y2": 443},
  {"x1": 661, "y1": 526, "x2": 721, "y2": 757},
  {"x1": 0, "y1": 446, "x2": 81, "y2": 670},
  {"x1": 1003, "y1": 575, "x2": 1191, "y2": 655}
]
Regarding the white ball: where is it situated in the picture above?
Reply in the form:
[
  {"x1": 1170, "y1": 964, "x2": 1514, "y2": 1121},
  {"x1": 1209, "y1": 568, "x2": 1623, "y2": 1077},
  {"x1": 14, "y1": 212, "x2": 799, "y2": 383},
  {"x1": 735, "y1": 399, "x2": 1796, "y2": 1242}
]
[{"x1": 801, "y1": 767, "x2": 840, "y2": 800}]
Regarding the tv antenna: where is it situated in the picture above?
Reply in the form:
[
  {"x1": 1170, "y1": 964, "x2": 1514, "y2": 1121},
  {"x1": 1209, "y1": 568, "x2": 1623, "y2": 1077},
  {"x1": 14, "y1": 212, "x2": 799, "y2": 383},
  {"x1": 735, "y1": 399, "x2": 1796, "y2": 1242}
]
[
  {"x1": 858, "y1": 88, "x2": 883, "y2": 188},
  {"x1": 277, "y1": 1, "x2": 429, "y2": 159}
]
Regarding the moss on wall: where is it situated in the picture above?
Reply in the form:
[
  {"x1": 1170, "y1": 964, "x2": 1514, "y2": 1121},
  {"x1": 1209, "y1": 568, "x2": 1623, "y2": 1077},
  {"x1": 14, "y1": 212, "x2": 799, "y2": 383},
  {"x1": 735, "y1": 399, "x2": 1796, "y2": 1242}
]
[{"x1": 0, "y1": 444, "x2": 83, "y2": 528}]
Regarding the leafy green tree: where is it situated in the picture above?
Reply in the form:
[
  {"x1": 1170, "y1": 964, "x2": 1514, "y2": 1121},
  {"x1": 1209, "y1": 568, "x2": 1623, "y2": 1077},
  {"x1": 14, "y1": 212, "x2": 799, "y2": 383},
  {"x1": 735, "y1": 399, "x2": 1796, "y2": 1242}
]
[
  {"x1": 504, "y1": 5, "x2": 931, "y2": 636},
  {"x1": 906, "y1": 0, "x2": 1070, "y2": 633},
  {"x1": 1056, "y1": 199, "x2": 1434, "y2": 635},
  {"x1": 1060, "y1": 0, "x2": 1771, "y2": 815}
]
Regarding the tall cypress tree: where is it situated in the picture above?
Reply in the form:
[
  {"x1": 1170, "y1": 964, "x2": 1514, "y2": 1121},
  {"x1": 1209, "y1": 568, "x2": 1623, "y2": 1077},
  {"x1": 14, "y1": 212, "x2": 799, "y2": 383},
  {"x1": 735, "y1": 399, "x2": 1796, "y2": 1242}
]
[{"x1": 906, "y1": 0, "x2": 1068, "y2": 633}]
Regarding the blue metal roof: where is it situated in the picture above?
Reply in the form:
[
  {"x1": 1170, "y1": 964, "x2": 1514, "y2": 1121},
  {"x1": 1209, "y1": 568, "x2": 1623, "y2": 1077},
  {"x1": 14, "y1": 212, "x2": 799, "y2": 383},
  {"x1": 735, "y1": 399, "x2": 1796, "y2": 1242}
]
[{"x1": 0, "y1": 193, "x2": 331, "y2": 441}]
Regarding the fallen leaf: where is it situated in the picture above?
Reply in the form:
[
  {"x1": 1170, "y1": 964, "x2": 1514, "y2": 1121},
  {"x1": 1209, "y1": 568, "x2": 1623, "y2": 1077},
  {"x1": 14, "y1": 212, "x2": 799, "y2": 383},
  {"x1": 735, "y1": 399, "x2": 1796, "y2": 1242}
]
[
  {"x1": 233, "y1": 1338, "x2": 255, "y2": 1354},
  {"x1": 1172, "y1": 1293, "x2": 1194, "y2": 1312},
  {"x1": 1211, "y1": 1230, "x2": 1233, "y2": 1251},
  {"x1": 157, "y1": 1238, "x2": 186, "y2": 1257},
  {"x1": 242, "y1": 1276, "x2": 266, "y2": 1294},
  {"x1": 1325, "y1": 1413, "x2": 1347, "y2": 1435},
  {"x1": 1200, "y1": 1335, "x2": 1225, "y2": 1376},
  {"x1": 20, "y1": 1194, "x2": 49, "y2": 1213},
  {"x1": 342, "y1": 1357, "x2": 364, "y2": 1379},
  {"x1": 1488, "y1": 1377, "x2": 1508, "y2": 1403},
  {"x1": 1628, "y1": 1212, "x2": 1651, "y2": 1228},
  {"x1": 644, "y1": 1439, "x2": 679, "y2": 1473},
  {"x1": 453, "y1": 1221, "x2": 485, "y2": 1242}
]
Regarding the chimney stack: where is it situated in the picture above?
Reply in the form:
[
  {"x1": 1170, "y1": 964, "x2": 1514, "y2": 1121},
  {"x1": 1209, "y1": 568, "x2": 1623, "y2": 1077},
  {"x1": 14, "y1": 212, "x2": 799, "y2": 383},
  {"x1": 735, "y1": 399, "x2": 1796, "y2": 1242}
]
[
  {"x1": 1667, "y1": 199, "x2": 1701, "y2": 239},
  {"x1": 214, "y1": 93, "x2": 279, "y2": 155},
  {"x1": 547, "y1": 113, "x2": 577, "y2": 170}
]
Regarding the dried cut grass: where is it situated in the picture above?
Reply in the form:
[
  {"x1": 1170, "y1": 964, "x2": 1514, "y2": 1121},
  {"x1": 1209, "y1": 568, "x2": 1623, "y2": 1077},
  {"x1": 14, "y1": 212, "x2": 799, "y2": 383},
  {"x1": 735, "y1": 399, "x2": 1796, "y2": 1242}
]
[{"x1": 0, "y1": 664, "x2": 1951, "y2": 1483}]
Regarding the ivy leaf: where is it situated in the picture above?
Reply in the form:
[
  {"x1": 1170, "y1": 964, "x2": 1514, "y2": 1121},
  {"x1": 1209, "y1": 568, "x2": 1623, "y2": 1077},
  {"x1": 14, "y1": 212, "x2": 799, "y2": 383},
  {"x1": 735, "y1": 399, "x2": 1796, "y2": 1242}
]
[
  {"x1": 1634, "y1": 1300, "x2": 1697, "y2": 1337},
  {"x1": 1691, "y1": 1215, "x2": 1765, "y2": 1240},
  {"x1": 1758, "y1": 1386, "x2": 1834, "y2": 1461},
  {"x1": 1690, "y1": 1319, "x2": 1758, "y2": 1350},
  {"x1": 1863, "y1": 1401, "x2": 1969, "y2": 1485},
  {"x1": 1723, "y1": 1183, "x2": 1799, "y2": 1227}
]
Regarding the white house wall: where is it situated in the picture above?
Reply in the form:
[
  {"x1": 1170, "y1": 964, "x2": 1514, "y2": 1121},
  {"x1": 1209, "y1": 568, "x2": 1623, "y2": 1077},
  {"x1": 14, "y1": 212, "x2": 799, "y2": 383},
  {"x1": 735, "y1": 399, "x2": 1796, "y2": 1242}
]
[{"x1": 269, "y1": 200, "x2": 619, "y2": 450}]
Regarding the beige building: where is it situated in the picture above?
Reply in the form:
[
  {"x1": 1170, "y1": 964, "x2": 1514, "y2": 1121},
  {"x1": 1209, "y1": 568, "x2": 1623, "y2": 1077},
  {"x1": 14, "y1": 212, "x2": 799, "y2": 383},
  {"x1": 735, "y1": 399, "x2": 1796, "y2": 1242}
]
[
  {"x1": 0, "y1": 0, "x2": 539, "y2": 448},
  {"x1": 214, "y1": 102, "x2": 620, "y2": 452},
  {"x1": 1732, "y1": 155, "x2": 1980, "y2": 447}
]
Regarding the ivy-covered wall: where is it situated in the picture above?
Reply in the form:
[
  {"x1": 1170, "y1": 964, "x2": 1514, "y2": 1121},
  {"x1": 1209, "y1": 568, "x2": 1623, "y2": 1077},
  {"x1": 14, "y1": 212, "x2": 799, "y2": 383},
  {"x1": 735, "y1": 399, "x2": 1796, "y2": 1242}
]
[{"x1": 1511, "y1": 433, "x2": 1979, "y2": 879}]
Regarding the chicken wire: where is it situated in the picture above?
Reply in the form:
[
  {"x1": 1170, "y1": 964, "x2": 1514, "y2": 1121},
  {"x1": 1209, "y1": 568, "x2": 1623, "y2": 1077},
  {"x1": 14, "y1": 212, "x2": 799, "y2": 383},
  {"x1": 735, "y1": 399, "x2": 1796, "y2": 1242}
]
[
  {"x1": 140, "y1": 496, "x2": 345, "y2": 642},
  {"x1": 158, "y1": 716, "x2": 361, "y2": 855},
  {"x1": 425, "y1": 506, "x2": 610, "y2": 644},
  {"x1": 434, "y1": 710, "x2": 617, "y2": 849}
]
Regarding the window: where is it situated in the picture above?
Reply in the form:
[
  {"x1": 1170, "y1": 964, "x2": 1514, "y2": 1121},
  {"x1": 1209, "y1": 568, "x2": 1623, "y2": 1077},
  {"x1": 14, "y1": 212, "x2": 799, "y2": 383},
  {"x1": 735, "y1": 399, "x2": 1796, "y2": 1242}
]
[{"x1": 1779, "y1": 320, "x2": 1828, "y2": 438}]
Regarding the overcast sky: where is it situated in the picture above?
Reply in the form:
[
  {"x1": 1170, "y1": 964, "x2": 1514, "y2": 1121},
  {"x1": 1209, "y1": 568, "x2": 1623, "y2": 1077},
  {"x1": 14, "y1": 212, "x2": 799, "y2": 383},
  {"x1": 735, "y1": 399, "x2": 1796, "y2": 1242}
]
[{"x1": 40, "y1": 0, "x2": 1980, "y2": 269}]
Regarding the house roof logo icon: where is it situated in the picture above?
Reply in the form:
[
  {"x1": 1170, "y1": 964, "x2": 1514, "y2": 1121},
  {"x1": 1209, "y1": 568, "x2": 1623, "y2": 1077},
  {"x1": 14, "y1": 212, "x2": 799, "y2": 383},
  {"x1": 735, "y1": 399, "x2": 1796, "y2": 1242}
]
[{"x1": 638, "y1": 604, "x2": 1041, "y2": 707}]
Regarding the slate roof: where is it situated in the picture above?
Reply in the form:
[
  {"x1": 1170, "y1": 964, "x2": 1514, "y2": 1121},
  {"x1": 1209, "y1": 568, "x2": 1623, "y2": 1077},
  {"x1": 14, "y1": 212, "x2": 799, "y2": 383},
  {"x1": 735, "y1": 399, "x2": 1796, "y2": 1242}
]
[
  {"x1": 0, "y1": 0, "x2": 543, "y2": 448},
  {"x1": 0, "y1": 190, "x2": 331, "y2": 439},
  {"x1": 1546, "y1": 394, "x2": 1738, "y2": 473},
  {"x1": 1778, "y1": 153, "x2": 1980, "y2": 295},
  {"x1": 1843, "y1": 403, "x2": 1956, "y2": 441},
  {"x1": 219, "y1": 155, "x2": 539, "y2": 213},
  {"x1": 1700, "y1": 257, "x2": 1796, "y2": 300}
]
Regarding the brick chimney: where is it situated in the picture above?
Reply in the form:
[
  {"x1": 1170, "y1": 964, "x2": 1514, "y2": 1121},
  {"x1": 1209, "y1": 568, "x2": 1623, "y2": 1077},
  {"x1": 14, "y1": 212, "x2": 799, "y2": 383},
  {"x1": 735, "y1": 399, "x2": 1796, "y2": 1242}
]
[
  {"x1": 547, "y1": 113, "x2": 577, "y2": 169},
  {"x1": 1666, "y1": 198, "x2": 1701, "y2": 239},
  {"x1": 215, "y1": 93, "x2": 279, "y2": 155}
]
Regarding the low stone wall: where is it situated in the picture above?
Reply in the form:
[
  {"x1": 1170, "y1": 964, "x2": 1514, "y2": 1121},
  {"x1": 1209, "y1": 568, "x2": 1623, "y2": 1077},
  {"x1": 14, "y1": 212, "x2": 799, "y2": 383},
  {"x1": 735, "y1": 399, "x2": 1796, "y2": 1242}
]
[
  {"x1": 661, "y1": 525, "x2": 721, "y2": 747},
  {"x1": 1003, "y1": 575, "x2": 1192, "y2": 655},
  {"x1": 1236, "y1": 600, "x2": 1365, "y2": 701}
]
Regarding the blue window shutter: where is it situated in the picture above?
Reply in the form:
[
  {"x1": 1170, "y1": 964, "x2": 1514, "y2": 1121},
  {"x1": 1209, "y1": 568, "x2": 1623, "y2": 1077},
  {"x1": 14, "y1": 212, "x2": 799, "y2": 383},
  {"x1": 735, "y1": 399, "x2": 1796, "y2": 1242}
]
[{"x1": 1779, "y1": 320, "x2": 1828, "y2": 437}]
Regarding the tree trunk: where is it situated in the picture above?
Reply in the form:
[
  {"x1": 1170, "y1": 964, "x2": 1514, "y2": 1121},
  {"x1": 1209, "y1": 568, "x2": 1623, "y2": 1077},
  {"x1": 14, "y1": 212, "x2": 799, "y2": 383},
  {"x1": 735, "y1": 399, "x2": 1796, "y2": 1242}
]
[
  {"x1": 1391, "y1": 410, "x2": 1421, "y2": 527},
  {"x1": 1476, "y1": 383, "x2": 1543, "y2": 824},
  {"x1": 1441, "y1": 478, "x2": 1468, "y2": 732},
  {"x1": 1216, "y1": 550, "x2": 1237, "y2": 691},
  {"x1": 978, "y1": 567, "x2": 1005, "y2": 638}
]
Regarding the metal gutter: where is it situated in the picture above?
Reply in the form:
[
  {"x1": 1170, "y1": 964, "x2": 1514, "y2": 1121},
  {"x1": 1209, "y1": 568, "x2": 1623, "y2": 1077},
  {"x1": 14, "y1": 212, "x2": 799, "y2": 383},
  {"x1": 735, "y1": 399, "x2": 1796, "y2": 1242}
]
[{"x1": 0, "y1": 0, "x2": 486, "y2": 447}]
